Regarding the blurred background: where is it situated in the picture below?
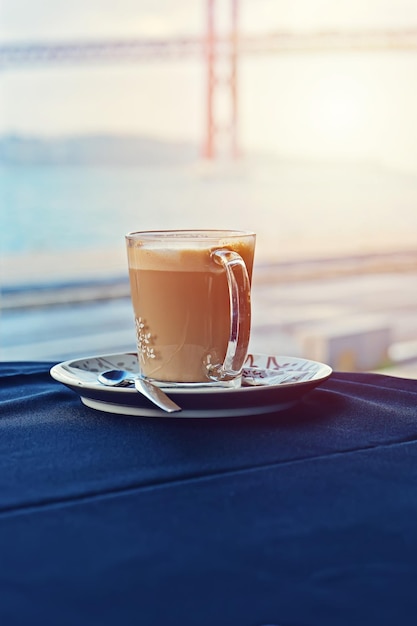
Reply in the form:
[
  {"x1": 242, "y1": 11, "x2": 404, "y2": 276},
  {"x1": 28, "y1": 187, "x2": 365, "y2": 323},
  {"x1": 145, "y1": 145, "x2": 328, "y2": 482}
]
[{"x1": 1, "y1": 0, "x2": 417, "y2": 376}]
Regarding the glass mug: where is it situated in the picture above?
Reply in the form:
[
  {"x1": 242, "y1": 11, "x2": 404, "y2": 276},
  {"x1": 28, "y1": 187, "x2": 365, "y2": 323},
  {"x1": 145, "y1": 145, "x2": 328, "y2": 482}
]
[{"x1": 126, "y1": 229, "x2": 256, "y2": 388}]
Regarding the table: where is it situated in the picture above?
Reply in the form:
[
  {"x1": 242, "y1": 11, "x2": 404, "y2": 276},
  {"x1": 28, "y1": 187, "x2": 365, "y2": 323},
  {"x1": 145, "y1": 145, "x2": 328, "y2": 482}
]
[{"x1": 1, "y1": 361, "x2": 417, "y2": 626}]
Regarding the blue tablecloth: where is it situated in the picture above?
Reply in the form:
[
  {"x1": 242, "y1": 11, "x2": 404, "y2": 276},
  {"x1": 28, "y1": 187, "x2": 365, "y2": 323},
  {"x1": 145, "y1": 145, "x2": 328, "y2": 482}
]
[{"x1": 1, "y1": 361, "x2": 417, "y2": 626}]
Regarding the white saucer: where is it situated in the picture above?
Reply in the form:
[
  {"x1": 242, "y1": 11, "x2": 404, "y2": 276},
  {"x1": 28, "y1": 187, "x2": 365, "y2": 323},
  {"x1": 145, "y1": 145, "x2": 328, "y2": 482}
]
[{"x1": 50, "y1": 352, "x2": 332, "y2": 418}]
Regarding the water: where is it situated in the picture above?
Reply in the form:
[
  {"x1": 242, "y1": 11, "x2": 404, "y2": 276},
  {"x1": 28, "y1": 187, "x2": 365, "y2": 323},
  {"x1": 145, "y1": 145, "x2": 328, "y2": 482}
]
[
  {"x1": 2, "y1": 155, "x2": 417, "y2": 275},
  {"x1": 2, "y1": 156, "x2": 417, "y2": 367}
]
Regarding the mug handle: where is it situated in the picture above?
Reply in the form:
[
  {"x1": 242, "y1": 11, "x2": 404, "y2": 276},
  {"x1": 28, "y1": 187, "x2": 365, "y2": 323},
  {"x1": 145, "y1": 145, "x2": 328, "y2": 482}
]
[{"x1": 209, "y1": 249, "x2": 251, "y2": 381}]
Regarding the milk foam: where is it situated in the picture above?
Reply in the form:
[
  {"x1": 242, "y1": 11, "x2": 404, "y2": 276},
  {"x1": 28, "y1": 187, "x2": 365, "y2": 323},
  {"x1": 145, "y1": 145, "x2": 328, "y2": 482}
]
[
  {"x1": 128, "y1": 239, "x2": 251, "y2": 272},
  {"x1": 128, "y1": 245, "x2": 214, "y2": 272}
]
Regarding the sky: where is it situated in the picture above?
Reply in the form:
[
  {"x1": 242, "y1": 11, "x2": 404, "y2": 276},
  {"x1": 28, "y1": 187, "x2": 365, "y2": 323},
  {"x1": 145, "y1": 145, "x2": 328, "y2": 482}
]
[
  {"x1": 2, "y1": 0, "x2": 417, "y2": 40},
  {"x1": 1, "y1": 0, "x2": 417, "y2": 170}
]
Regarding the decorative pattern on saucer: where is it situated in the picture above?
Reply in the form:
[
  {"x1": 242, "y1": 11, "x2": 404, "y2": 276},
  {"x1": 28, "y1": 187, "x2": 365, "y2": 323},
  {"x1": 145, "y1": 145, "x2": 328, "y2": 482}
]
[{"x1": 242, "y1": 354, "x2": 323, "y2": 386}]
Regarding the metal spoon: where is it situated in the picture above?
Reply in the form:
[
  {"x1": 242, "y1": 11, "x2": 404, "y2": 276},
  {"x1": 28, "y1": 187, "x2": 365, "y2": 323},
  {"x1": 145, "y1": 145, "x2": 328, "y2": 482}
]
[{"x1": 97, "y1": 370, "x2": 181, "y2": 413}]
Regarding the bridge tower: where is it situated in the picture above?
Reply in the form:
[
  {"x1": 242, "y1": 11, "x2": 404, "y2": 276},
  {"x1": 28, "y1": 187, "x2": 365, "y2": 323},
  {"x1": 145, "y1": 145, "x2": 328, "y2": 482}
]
[{"x1": 204, "y1": 0, "x2": 239, "y2": 159}]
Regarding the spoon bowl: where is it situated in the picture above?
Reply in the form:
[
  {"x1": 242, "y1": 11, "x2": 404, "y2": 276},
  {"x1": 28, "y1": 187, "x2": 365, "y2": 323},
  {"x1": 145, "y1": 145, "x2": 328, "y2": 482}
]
[{"x1": 97, "y1": 369, "x2": 181, "y2": 413}]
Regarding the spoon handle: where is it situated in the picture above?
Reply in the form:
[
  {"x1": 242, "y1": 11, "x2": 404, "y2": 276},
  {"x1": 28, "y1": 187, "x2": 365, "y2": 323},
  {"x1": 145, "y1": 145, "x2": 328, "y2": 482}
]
[{"x1": 134, "y1": 378, "x2": 181, "y2": 413}]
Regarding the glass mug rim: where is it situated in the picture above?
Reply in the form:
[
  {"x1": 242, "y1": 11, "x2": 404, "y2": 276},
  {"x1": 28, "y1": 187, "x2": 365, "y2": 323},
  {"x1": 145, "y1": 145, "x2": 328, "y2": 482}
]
[{"x1": 126, "y1": 229, "x2": 255, "y2": 242}]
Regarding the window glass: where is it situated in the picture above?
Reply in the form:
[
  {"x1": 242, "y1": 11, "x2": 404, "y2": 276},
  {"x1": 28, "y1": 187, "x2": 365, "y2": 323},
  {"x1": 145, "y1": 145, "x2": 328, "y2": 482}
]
[{"x1": 1, "y1": 0, "x2": 417, "y2": 377}]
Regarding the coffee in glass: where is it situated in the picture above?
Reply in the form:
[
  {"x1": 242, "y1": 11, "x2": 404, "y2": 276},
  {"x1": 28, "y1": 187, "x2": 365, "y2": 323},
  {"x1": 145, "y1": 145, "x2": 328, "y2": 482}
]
[{"x1": 126, "y1": 229, "x2": 256, "y2": 388}]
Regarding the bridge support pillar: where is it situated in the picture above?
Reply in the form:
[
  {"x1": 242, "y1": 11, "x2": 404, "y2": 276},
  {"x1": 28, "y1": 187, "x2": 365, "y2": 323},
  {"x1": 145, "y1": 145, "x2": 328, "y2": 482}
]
[{"x1": 203, "y1": 0, "x2": 239, "y2": 160}]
